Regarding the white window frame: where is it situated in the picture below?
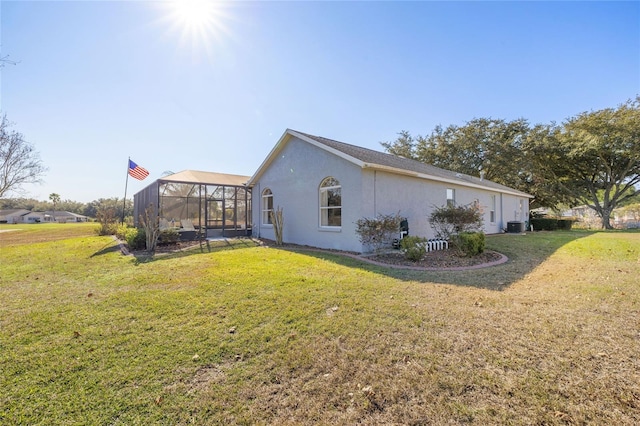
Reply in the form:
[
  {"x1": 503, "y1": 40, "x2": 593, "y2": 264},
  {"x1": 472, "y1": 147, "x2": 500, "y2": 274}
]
[
  {"x1": 319, "y1": 177, "x2": 341, "y2": 229},
  {"x1": 446, "y1": 188, "x2": 456, "y2": 207},
  {"x1": 261, "y1": 188, "x2": 273, "y2": 226}
]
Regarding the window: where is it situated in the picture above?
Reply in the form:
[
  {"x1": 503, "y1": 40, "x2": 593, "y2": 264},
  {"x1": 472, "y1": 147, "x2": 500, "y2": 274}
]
[
  {"x1": 490, "y1": 195, "x2": 496, "y2": 223},
  {"x1": 261, "y1": 188, "x2": 273, "y2": 225},
  {"x1": 515, "y1": 199, "x2": 523, "y2": 220},
  {"x1": 319, "y1": 177, "x2": 341, "y2": 228},
  {"x1": 446, "y1": 188, "x2": 455, "y2": 207}
]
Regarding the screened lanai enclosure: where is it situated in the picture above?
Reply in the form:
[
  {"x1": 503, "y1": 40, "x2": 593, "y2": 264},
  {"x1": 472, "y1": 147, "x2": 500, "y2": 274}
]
[{"x1": 133, "y1": 170, "x2": 252, "y2": 239}]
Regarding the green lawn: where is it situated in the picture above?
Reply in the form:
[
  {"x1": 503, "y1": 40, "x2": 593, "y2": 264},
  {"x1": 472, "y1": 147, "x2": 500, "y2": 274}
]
[{"x1": 1, "y1": 223, "x2": 639, "y2": 424}]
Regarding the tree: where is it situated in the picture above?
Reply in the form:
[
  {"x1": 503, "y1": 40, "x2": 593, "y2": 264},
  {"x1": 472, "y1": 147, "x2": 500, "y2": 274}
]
[
  {"x1": 49, "y1": 193, "x2": 60, "y2": 214},
  {"x1": 0, "y1": 114, "x2": 47, "y2": 198},
  {"x1": 532, "y1": 98, "x2": 640, "y2": 229},
  {"x1": 381, "y1": 118, "x2": 563, "y2": 209},
  {"x1": 83, "y1": 197, "x2": 132, "y2": 221},
  {"x1": 0, "y1": 55, "x2": 18, "y2": 67},
  {"x1": 140, "y1": 203, "x2": 160, "y2": 253}
]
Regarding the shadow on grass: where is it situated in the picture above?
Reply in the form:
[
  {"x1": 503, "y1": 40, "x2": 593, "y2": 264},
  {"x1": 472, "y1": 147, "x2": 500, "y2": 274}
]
[
  {"x1": 131, "y1": 237, "x2": 260, "y2": 264},
  {"x1": 89, "y1": 242, "x2": 122, "y2": 257},
  {"x1": 284, "y1": 231, "x2": 596, "y2": 290}
]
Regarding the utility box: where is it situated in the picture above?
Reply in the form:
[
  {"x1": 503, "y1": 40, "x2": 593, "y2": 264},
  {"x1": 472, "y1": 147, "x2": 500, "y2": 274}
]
[{"x1": 507, "y1": 221, "x2": 525, "y2": 233}]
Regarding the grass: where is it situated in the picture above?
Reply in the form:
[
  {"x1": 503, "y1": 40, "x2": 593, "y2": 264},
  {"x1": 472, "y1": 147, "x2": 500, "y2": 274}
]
[{"x1": 1, "y1": 223, "x2": 639, "y2": 424}]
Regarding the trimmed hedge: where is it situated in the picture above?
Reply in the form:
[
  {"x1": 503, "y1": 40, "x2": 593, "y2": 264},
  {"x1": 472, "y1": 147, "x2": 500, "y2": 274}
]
[{"x1": 531, "y1": 218, "x2": 573, "y2": 231}]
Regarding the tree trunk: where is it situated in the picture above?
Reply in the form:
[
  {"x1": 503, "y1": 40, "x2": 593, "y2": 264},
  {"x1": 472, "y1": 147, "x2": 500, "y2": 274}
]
[{"x1": 600, "y1": 208, "x2": 613, "y2": 229}]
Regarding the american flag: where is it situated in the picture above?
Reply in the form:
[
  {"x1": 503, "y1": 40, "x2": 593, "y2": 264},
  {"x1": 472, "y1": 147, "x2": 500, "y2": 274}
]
[{"x1": 128, "y1": 159, "x2": 149, "y2": 180}]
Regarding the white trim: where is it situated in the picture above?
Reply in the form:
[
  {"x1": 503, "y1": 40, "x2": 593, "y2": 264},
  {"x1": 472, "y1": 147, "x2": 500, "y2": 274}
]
[
  {"x1": 319, "y1": 176, "x2": 342, "y2": 229},
  {"x1": 261, "y1": 188, "x2": 273, "y2": 225}
]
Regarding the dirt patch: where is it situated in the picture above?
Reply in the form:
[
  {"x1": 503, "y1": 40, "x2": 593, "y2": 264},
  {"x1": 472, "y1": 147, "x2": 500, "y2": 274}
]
[{"x1": 165, "y1": 364, "x2": 228, "y2": 395}]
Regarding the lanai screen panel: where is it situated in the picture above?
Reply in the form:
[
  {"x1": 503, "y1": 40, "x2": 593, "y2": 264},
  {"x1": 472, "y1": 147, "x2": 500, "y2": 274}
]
[
  {"x1": 159, "y1": 182, "x2": 205, "y2": 227},
  {"x1": 133, "y1": 181, "x2": 159, "y2": 225},
  {"x1": 157, "y1": 181, "x2": 251, "y2": 232}
]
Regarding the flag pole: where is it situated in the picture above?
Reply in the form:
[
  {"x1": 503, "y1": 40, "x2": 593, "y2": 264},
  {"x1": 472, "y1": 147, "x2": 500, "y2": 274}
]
[{"x1": 122, "y1": 158, "x2": 130, "y2": 224}]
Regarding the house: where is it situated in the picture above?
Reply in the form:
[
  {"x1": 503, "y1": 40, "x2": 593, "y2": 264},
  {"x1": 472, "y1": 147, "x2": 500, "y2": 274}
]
[
  {"x1": 23, "y1": 211, "x2": 89, "y2": 223},
  {"x1": 566, "y1": 205, "x2": 639, "y2": 229},
  {"x1": 247, "y1": 129, "x2": 533, "y2": 253},
  {"x1": 0, "y1": 209, "x2": 32, "y2": 223},
  {"x1": 0, "y1": 209, "x2": 89, "y2": 224}
]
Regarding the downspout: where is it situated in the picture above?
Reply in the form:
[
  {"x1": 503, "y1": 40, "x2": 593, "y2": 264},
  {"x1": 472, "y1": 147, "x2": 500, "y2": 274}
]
[
  {"x1": 199, "y1": 184, "x2": 203, "y2": 241},
  {"x1": 255, "y1": 182, "x2": 260, "y2": 238},
  {"x1": 373, "y1": 170, "x2": 377, "y2": 216},
  {"x1": 500, "y1": 193, "x2": 504, "y2": 232}
]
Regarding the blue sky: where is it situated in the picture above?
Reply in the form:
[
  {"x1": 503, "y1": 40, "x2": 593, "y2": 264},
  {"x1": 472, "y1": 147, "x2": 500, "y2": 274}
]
[{"x1": 2, "y1": 0, "x2": 638, "y2": 203}]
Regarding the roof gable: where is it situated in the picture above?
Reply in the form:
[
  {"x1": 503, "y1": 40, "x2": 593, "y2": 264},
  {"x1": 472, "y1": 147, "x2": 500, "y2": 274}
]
[{"x1": 249, "y1": 129, "x2": 533, "y2": 198}]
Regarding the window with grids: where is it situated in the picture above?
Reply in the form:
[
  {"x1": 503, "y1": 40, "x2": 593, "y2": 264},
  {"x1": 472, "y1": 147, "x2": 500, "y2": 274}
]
[
  {"x1": 262, "y1": 188, "x2": 273, "y2": 225},
  {"x1": 319, "y1": 177, "x2": 341, "y2": 228}
]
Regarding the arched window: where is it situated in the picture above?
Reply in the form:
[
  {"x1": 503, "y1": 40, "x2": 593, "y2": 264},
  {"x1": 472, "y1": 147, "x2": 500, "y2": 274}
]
[
  {"x1": 262, "y1": 188, "x2": 273, "y2": 225},
  {"x1": 319, "y1": 177, "x2": 341, "y2": 228}
]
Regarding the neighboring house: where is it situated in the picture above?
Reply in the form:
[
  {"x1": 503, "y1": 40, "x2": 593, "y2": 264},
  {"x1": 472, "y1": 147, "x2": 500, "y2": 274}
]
[
  {"x1": 570, "y1": 204, "x2": 640, "y2": 229},
  {"x1": 23, "y1": 211, "x2": 89, "y2": 223},
  {"x1": 0, "y1": 209, "x2": 32, "y2": 223},
  {"x1": 248, "y1": 129, "x2": 533, "y2": 253},
  {"x1": 615, "y1": 204, "x2": 640, "y2": 229}
]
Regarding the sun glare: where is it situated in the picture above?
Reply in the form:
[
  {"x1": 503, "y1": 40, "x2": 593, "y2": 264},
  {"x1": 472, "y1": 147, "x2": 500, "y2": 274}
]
[
  {"x1": 172, "y1": 0, "x2": 216, "y2": 30},
  {"x1": 159, "y1": 0, "x2": 232, "y2": 63}
]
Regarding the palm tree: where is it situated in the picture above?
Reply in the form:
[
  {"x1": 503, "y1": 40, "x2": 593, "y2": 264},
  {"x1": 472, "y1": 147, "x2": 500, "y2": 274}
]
[{"x1": 49, "y1": 193, "x2": 60, "y2": 222}]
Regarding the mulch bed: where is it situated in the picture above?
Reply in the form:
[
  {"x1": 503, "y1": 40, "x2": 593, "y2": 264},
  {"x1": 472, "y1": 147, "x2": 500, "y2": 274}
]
[{"x1": 366, "y1": 249, "x2": 505, "y2": 269}]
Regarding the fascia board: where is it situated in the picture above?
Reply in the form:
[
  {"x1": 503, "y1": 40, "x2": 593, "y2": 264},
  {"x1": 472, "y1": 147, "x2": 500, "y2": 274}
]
[
  {"x1": 287, "y1": 130, "x2": 366, "y2": 168},
  {"x1": 248, "y1": 129, "x2": 366, "y2": 186},
  {"x1": 247, "y1": 129, "x2": 293, "y2": 186}
]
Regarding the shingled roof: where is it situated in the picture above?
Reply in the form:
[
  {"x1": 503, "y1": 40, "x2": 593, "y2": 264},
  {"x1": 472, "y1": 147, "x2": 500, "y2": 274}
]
[{"x1": 249, "y1": 129, "x2": 532, "y2": 198}]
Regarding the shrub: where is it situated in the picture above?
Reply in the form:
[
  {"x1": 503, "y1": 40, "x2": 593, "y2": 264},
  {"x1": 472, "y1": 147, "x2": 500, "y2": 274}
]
[
  {"x1": 95, "y1": 206, "x2": 118, "y2": 236},
  {"x1": 457, "y1": 232, "x2": 485, "y2": 256},
  {"x1": 115, "y1": 224, "x2": 133, "y2": 241},
  {"x1": 530, "y1": 218, "x2": 557, "y2": 231},
  {"x1": 139, "y1": 203, "x2": 160, "y2": 253},
  {"x1": 429, "y1": 203, "x2": 483, "y2": 241},
  {"x1": 355, "y1": 213, "x2": 402, "y2": 252},
  {"x1": 557, "y1": 219, "x2": 573, "y2": 230},
  {"x1": 126, "y1": 228, "x2": 146, "y2": 251},
  {"x1": 530, "y1": 218, "x2": 573, "y2": 231},
  {"x1": 400, "y1": 236, "x2": 427, "y2": 262},
  {"x1": 270, "y1": 206, "x2": 284, "y2": 246},
  {"x1": 158, "y1": 228, "x2": 179, "y2": 245}
]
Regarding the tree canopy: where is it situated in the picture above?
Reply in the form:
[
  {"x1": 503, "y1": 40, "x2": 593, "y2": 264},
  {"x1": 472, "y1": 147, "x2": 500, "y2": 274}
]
[
  {"x1": 381, "y1": 118, "x2": 565, "y2": 208},
  {"x1": 530, "y1": 97, "x2": 640, "y2": 228},
  {"x1": 381, "y1": 97, "x2": 640, "y2": 228}
]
